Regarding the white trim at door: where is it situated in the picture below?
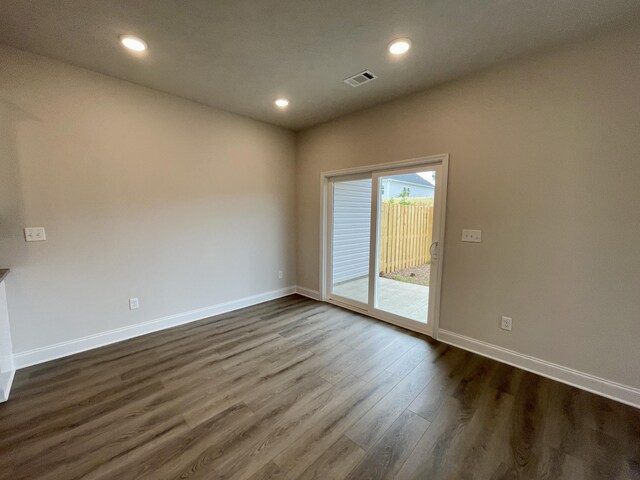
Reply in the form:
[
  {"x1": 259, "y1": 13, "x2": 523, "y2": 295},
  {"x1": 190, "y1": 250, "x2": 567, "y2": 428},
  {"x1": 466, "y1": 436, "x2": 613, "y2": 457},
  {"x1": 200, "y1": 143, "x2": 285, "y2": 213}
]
[{"x1": 320, "y1": 154, "x2": 449, "y2": 338}]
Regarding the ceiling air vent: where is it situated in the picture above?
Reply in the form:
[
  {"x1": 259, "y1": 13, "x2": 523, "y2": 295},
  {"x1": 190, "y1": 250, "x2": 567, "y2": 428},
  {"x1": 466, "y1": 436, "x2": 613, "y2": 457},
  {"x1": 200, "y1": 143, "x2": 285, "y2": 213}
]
[{"x1": 344, "y1": 70, "x2": 378, "y2": 87}]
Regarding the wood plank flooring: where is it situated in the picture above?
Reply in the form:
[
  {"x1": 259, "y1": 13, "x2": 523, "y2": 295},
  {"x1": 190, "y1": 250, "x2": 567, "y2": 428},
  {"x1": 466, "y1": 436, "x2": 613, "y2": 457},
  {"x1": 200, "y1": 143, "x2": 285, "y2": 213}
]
[{"x1": 1, "y1": 295, "x2": 638, "y2": 479}]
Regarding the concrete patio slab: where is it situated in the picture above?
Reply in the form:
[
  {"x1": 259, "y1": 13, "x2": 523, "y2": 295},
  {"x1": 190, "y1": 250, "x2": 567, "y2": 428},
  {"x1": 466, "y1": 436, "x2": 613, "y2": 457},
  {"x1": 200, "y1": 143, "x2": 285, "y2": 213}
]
[{"x1": 332, "y1": 276, "x2": 429, "y2": 323}]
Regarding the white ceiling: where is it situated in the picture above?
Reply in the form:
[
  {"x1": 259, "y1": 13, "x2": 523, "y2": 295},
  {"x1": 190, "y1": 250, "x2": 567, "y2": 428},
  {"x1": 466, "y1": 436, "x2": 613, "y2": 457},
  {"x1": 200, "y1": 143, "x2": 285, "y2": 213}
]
[{"x1": 1, "y1": 1, "x2": 639, "y2": 130}]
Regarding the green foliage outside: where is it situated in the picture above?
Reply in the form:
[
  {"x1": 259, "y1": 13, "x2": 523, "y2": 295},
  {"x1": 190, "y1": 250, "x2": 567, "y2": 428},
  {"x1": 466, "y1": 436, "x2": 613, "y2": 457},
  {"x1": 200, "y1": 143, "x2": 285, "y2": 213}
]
[{"x1": 384, "y1": 194, "x2": 434, "y2": 207}]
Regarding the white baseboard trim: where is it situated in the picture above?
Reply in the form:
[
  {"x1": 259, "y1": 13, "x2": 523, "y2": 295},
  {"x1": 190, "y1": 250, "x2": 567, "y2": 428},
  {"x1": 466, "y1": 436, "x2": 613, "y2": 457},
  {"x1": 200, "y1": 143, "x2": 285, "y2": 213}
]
[
  {"x1": 437, "y1": 329, "x2": 640, "y2": 409},
  {"x1": 13, "y1": 287, "x2": 637, "y2": 409},
  {"x1": 0, "y1": 369, "x2": 15, "y2": 403},
  {"x1": 295, "y1": 286, "x2": 322, "y2": 301},
  {"x1": 13, "y1": 286, "x2": 297, "y2": 370}
]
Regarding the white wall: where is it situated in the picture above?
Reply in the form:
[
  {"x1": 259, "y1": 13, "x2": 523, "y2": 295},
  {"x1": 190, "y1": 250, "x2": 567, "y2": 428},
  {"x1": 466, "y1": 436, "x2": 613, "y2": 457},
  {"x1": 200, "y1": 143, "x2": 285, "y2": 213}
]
[
  {"x1": 296, "y1": 24, "x2": 640, "y2": 389},
  {"x1": 0, "y1": 45, "x2": 297, "y2": 355}
]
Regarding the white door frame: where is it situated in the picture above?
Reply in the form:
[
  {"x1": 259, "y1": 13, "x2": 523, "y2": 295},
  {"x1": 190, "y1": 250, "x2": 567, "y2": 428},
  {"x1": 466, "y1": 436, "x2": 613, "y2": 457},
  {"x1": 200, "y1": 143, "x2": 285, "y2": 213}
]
[{"x1": 320, "y1": 153, "x2": 449, "y2": 339}]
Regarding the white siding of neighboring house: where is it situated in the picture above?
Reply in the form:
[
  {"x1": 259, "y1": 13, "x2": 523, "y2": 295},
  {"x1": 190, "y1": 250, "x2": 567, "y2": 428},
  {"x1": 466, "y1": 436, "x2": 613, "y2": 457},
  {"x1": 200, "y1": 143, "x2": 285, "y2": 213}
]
[
  {"x1": 383, "y1": 180, "x2": 434, "y2": 200},
  {"x1": 331, "y1": 179, "x2": 371, "y2": 284}
]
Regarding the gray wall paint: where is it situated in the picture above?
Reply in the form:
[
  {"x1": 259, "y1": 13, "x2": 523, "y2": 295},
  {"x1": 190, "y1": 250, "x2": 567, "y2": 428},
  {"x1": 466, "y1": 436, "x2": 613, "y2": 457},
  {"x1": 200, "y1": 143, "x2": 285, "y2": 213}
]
[
  {"x1": 1, "y1": 22, "x2": 639, "y2": 393},
  {"x1": 331, "y1": 179, "x2": 372, "y2": 284},
  {"x1": 0, "y1": 45, "x2": 297, "y2": 353},
  {"x1": 296, "y1": 24, "x2": 640, "y2": 389}
]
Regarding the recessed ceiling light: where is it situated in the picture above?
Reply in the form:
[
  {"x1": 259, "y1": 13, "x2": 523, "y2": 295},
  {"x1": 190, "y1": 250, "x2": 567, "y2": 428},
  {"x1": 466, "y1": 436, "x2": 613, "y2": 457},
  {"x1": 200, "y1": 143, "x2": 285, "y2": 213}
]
[
  {"x1": 119, "y1": 35, "x2": 147, "y2": 52},
  {"x1": 274, "y1": 98, "x2": 290, "y2": 108},
  {"x1": 388, "y1": 38, "x2": 411, "y2": 55}
]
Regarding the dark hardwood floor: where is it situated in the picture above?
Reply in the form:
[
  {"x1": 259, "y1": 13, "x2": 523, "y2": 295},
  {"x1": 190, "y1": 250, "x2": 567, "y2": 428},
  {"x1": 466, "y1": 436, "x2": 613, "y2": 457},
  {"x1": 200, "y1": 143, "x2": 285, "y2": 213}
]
[{"x1": 1, "y1": 295, "x2": 638, "y2": 479}]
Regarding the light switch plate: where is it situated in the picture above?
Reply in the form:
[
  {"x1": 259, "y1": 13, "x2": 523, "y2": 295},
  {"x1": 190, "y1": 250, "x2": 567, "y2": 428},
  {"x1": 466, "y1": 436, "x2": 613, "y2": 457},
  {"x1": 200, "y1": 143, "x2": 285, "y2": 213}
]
[
  {"x1": 462, "y1": 229, "x2": 482, "y2": 243},
  {"x1": 24, "y1": 227, "x2": 46, "y2": 242}
]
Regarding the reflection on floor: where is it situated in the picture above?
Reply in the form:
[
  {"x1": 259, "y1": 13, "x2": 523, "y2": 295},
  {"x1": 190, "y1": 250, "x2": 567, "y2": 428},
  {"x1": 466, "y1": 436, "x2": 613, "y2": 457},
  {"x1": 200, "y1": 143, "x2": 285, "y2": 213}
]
[{"x1": 332, "y1": 276, "x2": 428, "y2": 323}]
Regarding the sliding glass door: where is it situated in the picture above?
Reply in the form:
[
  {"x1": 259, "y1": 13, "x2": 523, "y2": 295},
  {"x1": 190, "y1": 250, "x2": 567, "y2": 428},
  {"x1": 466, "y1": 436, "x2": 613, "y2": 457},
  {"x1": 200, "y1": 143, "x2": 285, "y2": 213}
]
[
  {"x1": 326, "y1": 159, "x2": 446, "y2": 335},
  {"x1": 371, "y1": 166, "x2": 441, "y2": 328},
  {"x1": 328, "y1": 175, "x2": 372, "y2": 308}
]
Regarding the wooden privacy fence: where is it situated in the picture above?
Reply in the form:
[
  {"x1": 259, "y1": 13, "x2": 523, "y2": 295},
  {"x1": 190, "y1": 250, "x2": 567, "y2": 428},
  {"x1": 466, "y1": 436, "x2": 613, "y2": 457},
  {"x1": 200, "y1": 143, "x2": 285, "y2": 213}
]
[{"x1": 379, "y1": 203, "x2": 434, "y2": 273}]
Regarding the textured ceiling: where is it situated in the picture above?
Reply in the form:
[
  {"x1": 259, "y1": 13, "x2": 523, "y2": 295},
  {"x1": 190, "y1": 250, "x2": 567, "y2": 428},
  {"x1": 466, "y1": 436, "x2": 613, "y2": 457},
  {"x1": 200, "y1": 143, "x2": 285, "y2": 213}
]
[{"x1": 1, "y1": 0, "x2": 639, "y2": 130}]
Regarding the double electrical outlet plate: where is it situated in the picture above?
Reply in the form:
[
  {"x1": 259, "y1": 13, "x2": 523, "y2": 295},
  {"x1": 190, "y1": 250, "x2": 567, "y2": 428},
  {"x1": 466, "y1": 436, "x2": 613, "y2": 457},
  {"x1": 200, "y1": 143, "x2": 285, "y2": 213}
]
[{"x1": 24, "y1": 227, "x2": 46, "y2": 242}]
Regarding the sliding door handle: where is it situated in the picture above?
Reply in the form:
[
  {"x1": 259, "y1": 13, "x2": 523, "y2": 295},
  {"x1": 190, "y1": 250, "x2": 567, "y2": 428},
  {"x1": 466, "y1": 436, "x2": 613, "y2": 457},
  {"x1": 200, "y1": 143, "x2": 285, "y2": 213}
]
[{"x1": 430, "y1": 241, "x2": 439, "y2": 261}]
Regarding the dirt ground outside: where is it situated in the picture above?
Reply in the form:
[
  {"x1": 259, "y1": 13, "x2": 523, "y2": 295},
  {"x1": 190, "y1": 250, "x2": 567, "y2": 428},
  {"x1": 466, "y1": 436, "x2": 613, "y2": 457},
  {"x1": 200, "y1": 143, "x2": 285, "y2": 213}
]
[{"x1": 380, "y1": 263, "x2": 430, "y2": 287}]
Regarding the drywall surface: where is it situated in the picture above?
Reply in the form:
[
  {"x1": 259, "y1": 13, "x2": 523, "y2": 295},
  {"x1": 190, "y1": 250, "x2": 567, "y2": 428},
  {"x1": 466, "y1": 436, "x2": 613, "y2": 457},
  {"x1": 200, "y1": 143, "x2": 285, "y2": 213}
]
[
  {"x1": 0, "y1": 45, "x2": 297, "y2": 354},
  {"x1": 295, "y1": 24, "x2": 640, "y2": 388}
]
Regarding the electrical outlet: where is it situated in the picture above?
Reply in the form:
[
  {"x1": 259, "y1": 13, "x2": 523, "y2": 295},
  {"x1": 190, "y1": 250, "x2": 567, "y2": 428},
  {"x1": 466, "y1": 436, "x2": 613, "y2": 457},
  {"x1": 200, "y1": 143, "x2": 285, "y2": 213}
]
[
  {"x1": 129, "y1": 298, "x2": 139, "y2": 310},
  {"x1": 462, "y1": 229, "x2": 482, "y2": 243},
  {"x1": 501, "y1": 316, "x2": 512, "y2": 331},
  {"x1": 278, "y1": 270, "x2": 283, "y2": 279},
  {"x1": 24, "y1": 227, "x2": 46, "y2": 242}
]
